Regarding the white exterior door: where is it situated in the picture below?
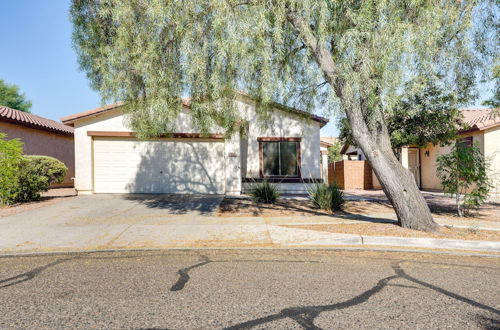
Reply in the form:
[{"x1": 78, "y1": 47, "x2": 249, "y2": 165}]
[
  {"x1": 407, "y1": 148, "x2": 420, "y2": 188},
  {"x1": 92, "y1": 138, "x2": 225, "y2": 194}
]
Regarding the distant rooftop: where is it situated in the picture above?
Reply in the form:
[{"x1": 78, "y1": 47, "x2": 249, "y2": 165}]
[
  {"x1": 0, "y1": 106, "x2": 73, "y2": 135},
  {"x1": 320, "y1": 136, "x2": 338, "y2": 147}
]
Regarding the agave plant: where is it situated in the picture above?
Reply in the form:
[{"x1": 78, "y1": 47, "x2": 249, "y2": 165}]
[{"x1": 250, "y1": 181, "x2": 280, "y2": 204}]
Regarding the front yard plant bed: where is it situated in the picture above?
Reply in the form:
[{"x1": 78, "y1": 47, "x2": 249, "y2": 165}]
[
  {"x1": 282, "y1": 223, "x2": 500, "y2": 242},
  {"x1": 218, "y1": 197, "x2": 332, "y2": 217},
  {"x1": 218, "y1": 198, "x2": 394, "y2": 217}
]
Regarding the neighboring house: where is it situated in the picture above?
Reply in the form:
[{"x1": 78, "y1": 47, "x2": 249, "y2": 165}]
[
  {"x1": 320, "y1": 136, "x2": 338, "y2": 182},
  {"x1": 339, "y1": 109, "x2": 500, "y2": 196},
  {"x1": 403, "y1": 109, "x2": 500, "y2": 196},
  {"x1": 0, "y1": 106, "x2": 75, "y2": 187},
  {"x1": 340, "y1": 144, "x2": 366, "y2": 160},
  {"x1": 61, "y1": 93, "x2": 328, "y2": 195}
]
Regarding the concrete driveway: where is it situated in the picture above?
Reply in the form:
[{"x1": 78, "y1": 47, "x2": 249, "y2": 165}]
[
  {"x1": 0, "y1": 193, "x2": 366, "y2": 254},
  {"x1": 0, "y1": 194, "x2": 232, "y2": 253}
]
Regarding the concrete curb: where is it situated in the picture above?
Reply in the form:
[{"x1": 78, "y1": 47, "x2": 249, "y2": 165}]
[
  {"x1": 360, "y1": 235, "x2": 500, "y2": 252},
  {"x1": 0, "y1": 246, "x2": 499, "y2": 259},
  {"x1": 279, "y1": 234, "x2": 500, "y2": 253}
]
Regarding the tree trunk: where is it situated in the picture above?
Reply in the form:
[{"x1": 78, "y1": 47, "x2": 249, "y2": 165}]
[
  {"x1": 287, "y1": 11, "x2": 438, "y2": 231},
  {"x1": 456, "y1": 193, "x2": 463, "y2": 217},
  {"x1": 342, "y1": 102, "x2": 437, "y2": 231},
  {"x1": 357, "y1": 131, "x2": 438, "y2": 231}
]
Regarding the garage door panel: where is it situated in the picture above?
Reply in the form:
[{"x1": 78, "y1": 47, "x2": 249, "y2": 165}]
[{"x1": 93, "y1": 138, "x2": 225, "y2": 194}]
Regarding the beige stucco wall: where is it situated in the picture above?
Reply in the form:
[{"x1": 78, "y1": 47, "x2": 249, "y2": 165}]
[
  {"x1": 72, "y1": 98, "x2": 321, "y2": 194},
  {"x1": 484, "y1": 126, "x2": 500, "y2": 196},
  {"x1": 0, "y1": 121, "x2": 74, "y2": 186},
  {"x1": 419, "y1": 131, "x2": 488, "y2": 192},
  {"x1": 236, "y1": 99, "x2": 321, "y2": 180}
]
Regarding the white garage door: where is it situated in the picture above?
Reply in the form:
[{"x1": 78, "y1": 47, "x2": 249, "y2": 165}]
[{"x1": 93, "y1": 138, "x2": 225, "y2": 194}]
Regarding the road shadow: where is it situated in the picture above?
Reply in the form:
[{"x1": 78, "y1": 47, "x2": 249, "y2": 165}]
[
  {"x1": 222, "y1": 261, "x2": 500, "y2": 329},
  {"x1": 0, "y1": 255, "x2": 80, "y2": 289},
  {"x1": 170, "y1": 256, "x2": 212, "y2": 291}
]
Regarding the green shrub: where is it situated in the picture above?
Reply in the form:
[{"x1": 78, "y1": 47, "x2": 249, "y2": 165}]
[
  {"x1": 308, "y1": 183, "x2": 345, "y2": 212},
  {"x1": 437, "y1": 142, "x2": 491, "y2": 217},
  {"x1": 250, "y1": 181, "x2": 280, "y2": 204},
  {"x1": 0, "y1": 133, "x2": 24, "y2": 205},
  {"x1": 15, "y1": 156, "x2": 67, "y2": 202}
]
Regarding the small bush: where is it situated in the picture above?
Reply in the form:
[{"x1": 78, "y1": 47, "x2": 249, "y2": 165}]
[
  {"x1": 0, "y1": 133, "x2": 24, "y2": 205},
  {"x1": 308, "y1": 183, "x2": 345, "y2": 212},
  {"x1": 250, "y1": 181, "x2": 280, "y2": 204},
  {"x1": 15, "y1": 156, "x2": 67, "y2": 202},
  {"x1": 437, "y1": 142, "x2": 491, "y2": 217}
]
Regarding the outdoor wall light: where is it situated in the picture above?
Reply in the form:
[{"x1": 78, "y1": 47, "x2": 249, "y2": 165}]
[{"x1": 425, "y1": 150, "x2": 430, "y2": 157}]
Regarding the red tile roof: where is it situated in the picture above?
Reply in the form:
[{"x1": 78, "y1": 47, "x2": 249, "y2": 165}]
[
  {"x1": 61, "y1": 94, "x2": 329, "y2": 127},
  {"x1": 460, "y1": 108, "x2": 500, "y2": 133},
  {"x1": 0, "y1": 106, "x2": 73, "y2": 135}
]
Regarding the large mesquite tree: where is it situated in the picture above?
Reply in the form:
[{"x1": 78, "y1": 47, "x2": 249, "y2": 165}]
[{"x1": 71, "y1": 0, "x2": 497, "y2": 231}]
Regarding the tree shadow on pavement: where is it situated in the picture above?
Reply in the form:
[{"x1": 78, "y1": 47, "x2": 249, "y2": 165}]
[
  {"x1": 170, "y1": 255, "x2": 211, "y2": 291},
  {"x1": 0, "y1": 255, "x2": 81, "y2": 289},
  {"x1": 219, "y1": 261, "x2": 500, "y2": 329}
]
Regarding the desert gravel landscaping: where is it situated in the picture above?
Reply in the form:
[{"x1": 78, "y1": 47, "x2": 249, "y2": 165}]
[{"x1": 218, "y1": 195, "x2": 500, "y2": 224}]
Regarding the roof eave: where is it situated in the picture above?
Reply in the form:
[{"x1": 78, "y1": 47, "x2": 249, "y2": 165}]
[
  {"x1": 0, "y1": 117, "x2": 74, "y2": 136},
  {"x1": 62, "y1": 93, "x2": 330, "y2": 127}
]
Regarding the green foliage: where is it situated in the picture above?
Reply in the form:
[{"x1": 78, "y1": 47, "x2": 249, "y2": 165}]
[
  {"x1": 0, "y1": 133, "x2": 24, "y2": 205},
  {"x1": 250, "y1": 181, "x2": 280, "y2": 204},
  {"x1": 437, "y1": 143, "x2": 491, "y2": 217},
  {"x1": 482, "y1": 64, "x2": 500, "y2": 107},
  {"x1": 308, "y1": 184, "x2": 344, "y2": 212},
  {"x1": 70, "y1": 0, "x2": 497, "y2": 138},
  {"x1": 338, "y1": 117, "x2": 355, "y2": 148},
  {"x1": 0, "y1": 79, "x2": 32, "y2": 112},
  {"x1": 15, "y1": 156, "x2": 68, "y2": 203},
  {"x1": 387, "y1": 80, "x2": 464, "y2": 149},
  {"x1": 339, "y1": 80, "x2": 464, "y2": 149},
  {"x1": 327, "y1": 141, "x2": 343, "y2": 163}
]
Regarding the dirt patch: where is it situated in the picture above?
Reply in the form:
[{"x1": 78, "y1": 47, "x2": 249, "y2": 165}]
[
  {"x1": 218, "y1": 197, "x2": 499, "y2": 225},
  {"x1": 342, "y1": 200, "x2": 500, "y2": 223},
  {"x1": 282, "y1": 223, "x2": 500, "y2": 241},
  {"x1": 218, "y1": 198, "x2": 394, "y2": 218},
  {"x1": 0, "y1": 188, "x2": 76, "y2": 218},
  {"x1": 342, "y1": 201, "x2": 394, "y2": 215},
  {"x1": 218, "y1": 197, "x2": 331, "y2": 217},
  {"x1": 345, "y1": 189, "x2": 500, "y2": 222}
]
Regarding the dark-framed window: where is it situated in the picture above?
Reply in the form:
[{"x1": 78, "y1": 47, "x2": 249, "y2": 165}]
[
  {"x1": 258, "y1": 137, "x2": 301, "y2": 178},
  {"x1": 458, "y1": 136, "x2": 473, "y2": 148}
]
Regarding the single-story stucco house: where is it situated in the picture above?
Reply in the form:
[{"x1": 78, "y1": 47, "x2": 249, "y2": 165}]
[
  {"x1": 406, "y1": 109, "x2": 500, "y2": 196},
  {"x1": 61, "y1": 93, "x2": 328, "y2": 195},
  {"x1": 339, "y1": 108, "x2": 500, "y2": 197},
  {"x1": 0, "y1": 106, "x2": 75, "y2": 187}
]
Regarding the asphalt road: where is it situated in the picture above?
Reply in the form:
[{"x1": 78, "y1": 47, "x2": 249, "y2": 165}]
[{"x1": 0, "y1": 249, "x2": 498, "y2": 329}]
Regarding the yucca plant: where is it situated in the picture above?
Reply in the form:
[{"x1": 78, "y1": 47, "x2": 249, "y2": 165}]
[
  {"x1": 250, "y1": 181, "x2": 280, "y2": 204},
  {"x1": 308, "y1": 183, "x2": 344, "y2": 212}
]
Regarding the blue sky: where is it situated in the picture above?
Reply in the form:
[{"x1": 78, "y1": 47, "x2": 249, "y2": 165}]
[{"x1": 0, "y1": 1, "x2": 494, "y2": 137}]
